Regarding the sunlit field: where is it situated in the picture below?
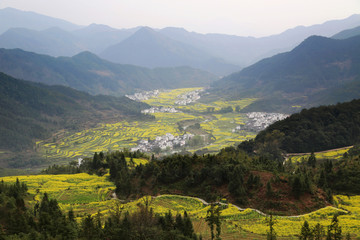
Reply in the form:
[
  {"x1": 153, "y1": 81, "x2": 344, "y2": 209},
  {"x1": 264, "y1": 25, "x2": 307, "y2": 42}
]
[
  {"x1": 37, "y1": 88, "x2": 258, "y2": 160},
  {"x1": 288, "y1": 146, "x2": 353, "y2": 163},
  {"x1": 2, "y1": 172, "x2": 359, "y2": 239}
]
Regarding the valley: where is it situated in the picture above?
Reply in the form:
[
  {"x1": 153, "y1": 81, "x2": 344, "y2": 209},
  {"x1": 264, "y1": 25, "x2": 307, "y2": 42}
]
[
  {"x1": 36, "y1": 88, "x2": 287, "y2": 161},
  {"x1": 1, "y1": 5, "x2": 360, "y2": 239}
]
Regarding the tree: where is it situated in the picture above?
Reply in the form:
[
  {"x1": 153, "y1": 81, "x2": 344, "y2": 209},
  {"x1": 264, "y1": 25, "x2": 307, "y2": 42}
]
[
  {"x1": 292, "y1": 175, "x2": 302, "y2": 199},
  {"x1": 266, "y1": 214, "x2": 277, "y2": 240},
  {"x1": 308, "y1": 152, "x2": 316, "y2": 168},
  {"x1": 326, "y1": 215, "x2": 342, "y2": 240},
  {"x1": 205, "y1": 204, "x2": 221, "y2": 240},
  {"x1": 313, "y1": 223, "x2": 325, "y2": 240},
  {"x1": 300, "y1": 221, "x2": 313, "y2": 240},
  {"x1": 266, "y1": 181, "x2": 273, "y2": 197}
]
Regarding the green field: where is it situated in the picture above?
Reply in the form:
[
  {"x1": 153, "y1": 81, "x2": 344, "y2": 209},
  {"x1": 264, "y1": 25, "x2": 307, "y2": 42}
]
[{"x1": 36, "y1": 88, "x2": 257, "y2": 160}]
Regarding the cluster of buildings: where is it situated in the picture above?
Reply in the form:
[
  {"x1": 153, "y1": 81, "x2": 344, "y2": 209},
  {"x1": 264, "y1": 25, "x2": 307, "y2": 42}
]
[
  {"x1": 126, "y1": 89, "x2": 160, "y2": 101},
  {"x1": 141, "y1": 106, "x2": 179, "y2": 114},
  {"x1": 131, "y1": 133, "x2": 194, "y2": 152},
  {"x1": 175, "y1": 89, "x2": 204, "y2": 105},
  {"x1": 242, "y1": 112, "x2": 289, "y2": 132}
]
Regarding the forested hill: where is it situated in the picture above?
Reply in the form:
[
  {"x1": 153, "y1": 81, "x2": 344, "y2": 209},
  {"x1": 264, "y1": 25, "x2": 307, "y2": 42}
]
[
  {"x1": 253, "y1": 99, "x2": 360, "y2": 153},
  {"x1": 0, "y1": 72, "x2": 151, "y2": 153},
  {"x1": 212, "y1": 35, "x2": 360, "y2": 112},
  {"x1": 0, "y1": 48, "x2": 218, "y2": 96}
]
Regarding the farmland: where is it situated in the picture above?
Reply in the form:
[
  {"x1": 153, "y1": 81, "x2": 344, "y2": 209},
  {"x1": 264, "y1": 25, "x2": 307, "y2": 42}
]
[
  {"x1": 2, "y1": 173, "x2": 360, "y2": 239},
  {"x1": 287, "y1": 146, "x2": 353, "y2": 163},
  {"x1": 36, "y1": 88, "x2": 259, "y2": 160}
]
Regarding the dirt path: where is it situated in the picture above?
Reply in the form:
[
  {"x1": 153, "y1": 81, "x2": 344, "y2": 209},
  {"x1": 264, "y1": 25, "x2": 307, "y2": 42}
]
[{"x1": 153, "y1": 194, "x2": 348, "y2": 218}]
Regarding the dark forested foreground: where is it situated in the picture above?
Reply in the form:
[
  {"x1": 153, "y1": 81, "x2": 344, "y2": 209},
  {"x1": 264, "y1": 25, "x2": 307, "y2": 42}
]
[
  {"x1": 252, "y1": 99, "x2": 360, "y2": 153},
  {"x1": 3, "y1": 142, "x2": 360, "y2": 239},
  {"x1": 0, "y1": 180, "x2": 201, "y2": 239},
  {"x1": 44, "y1": 139, "x2": 360, "y2": 216}
]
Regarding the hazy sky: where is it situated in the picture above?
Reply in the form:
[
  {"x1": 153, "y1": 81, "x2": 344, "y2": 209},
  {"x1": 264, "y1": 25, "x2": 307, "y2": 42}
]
[{"x1": 0, "y1": 0, "x2": 359, "y2": 37}]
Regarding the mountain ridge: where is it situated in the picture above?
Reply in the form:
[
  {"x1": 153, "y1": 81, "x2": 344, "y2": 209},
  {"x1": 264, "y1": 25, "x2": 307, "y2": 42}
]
[
  {"x1": 212, "y1": 35, "x2": 360, "y2": 112},
  {"x1": 0, "y1": 48, "x2": 218, "y2": 96}
]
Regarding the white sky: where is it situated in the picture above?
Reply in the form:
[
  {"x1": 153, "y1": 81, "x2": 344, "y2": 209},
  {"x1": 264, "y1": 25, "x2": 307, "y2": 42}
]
[{"x1": 0, "y1": 0, "x2": 359, "y2": 37}]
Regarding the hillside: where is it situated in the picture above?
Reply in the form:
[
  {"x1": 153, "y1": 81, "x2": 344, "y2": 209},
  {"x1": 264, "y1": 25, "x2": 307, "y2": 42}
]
[
  {"x1": 332, "y1": 25, "x2": 360, "y2": 39},
  {"x1": 100, "y1": 27, "x2": 240, "y2": 76},
  {"x1": 212, "y1": 35, "x2": 360, "y2": 112},
  {"x1": 247, "y1": 99, "x2": 360, "y2": 153},
  {"x1": 72, "y1": 23, "x2": 137, "y2": 53},
  {"x1": 0, "y1": 27, "x2": 85, "y2": 56},
  {"x1": 160, "y1": 14, "x2": 360, "y2": 67},
  {"x1": 0, "y1": 72, "x2": 151, "y2": 166},
  {"x1": 0, "y1": 49, "x2": 218, "y2": 96}
]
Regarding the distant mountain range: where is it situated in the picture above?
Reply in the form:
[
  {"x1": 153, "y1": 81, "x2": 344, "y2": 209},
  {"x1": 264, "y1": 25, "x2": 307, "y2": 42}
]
[
  {"x1": 0, "y1": 48, "x2": 218, "y2": 96},
  {"x1": 100, "y1": 27, "x2": 240, "y2": 76},
  {"x1": 0, "y1": 72, "x2": 150, "y2": 156},
  {"x1": 213, "y1": 35, "x2": 360, "y2": 112},
  {"x1": 332, "y1": 25, "x2": 360, "y2": 39},
  {"x1": 0, "y1": 7, "x2": 81, "y2": 33},
  {"x1": 1, "y1": 8, "x2": 360, "y2": 76}
]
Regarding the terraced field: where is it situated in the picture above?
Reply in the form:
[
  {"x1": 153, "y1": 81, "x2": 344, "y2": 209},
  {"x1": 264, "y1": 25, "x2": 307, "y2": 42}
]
[
  {"x1": 287, "y1": 146, "x2": 353, "y2": 163},
  {"x1": 37, "y1": 88, "x2": 258, "y2": 160},
  {"x1": 2, "y1": 173, "x2": 359, "y2": 239}
]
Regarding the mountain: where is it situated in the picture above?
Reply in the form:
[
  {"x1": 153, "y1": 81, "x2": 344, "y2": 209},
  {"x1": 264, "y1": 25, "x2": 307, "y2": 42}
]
[
  {"x1": 212, "y1": 35, "x2": 360, "y2": 112},
  {"x1": 0, "y1": 27, "x2": 85, "y2": 56},
  {"x1": 0, "y1": 7, "x2": 81, "y2": 34},
  {"x1": 0, "y1": 49, "x2": 217, "y2": 96},
  {"x1": 0, "y1": 24, "x2": 138, "y2": 57},
  {"x1": 0, "y1": 72, "x2": 150, "y2": 156},
  {"x1": 100, "y1": 27, "x2": 240, "y2": 76},
  {"x1": 160, "y1": 14, "x2": 360, "y2": 67},
  {"x1": 72, "y1": 24, "x2": 138, "y2": 53},
  {"x1": 2, "y1": 7, "x2": 359, "y2": 74},
  {"x1": 332, "y1": 25, "x2": 360, "y2": 39},
  {"x1": 251, "y1": 99, "x2": 360, "y2": 153}
]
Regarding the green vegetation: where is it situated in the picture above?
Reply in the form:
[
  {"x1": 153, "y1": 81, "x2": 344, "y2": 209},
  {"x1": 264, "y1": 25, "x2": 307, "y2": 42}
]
[
  {"x1": 212, "y1": 35, "x2": 360, "y2": 113},
  {"x1": 0, "y1": 180, "x2": 200, "y2": 239},
  {"x1": 0, "y1": 72, "x2": 151, "y2": 168},
  {"x1": 37, "y1": 88, "x2": 257, "y2": 161},
  {"x1": 0, "y1": 48, "x2": 218, "y2": 96},
  {"x1": 253, "y1": 99, "x2": 360, "y2": 153}
]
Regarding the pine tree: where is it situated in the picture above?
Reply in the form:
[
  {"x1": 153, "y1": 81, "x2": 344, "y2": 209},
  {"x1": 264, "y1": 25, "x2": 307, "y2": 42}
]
[
  {"x1": 205, "y1": 204, "x2": 221, "y2": 240},
  {"x1": 266, "y1": 214, "x2": 277, "y2": 240},
  {"x1": 313, "y1": 223, "x2": 325, "y2": 240},
  {"x1": 266, "y1": 181, "x2": 273, "y2": 197},
  {"x1": 308, "y1": 152, "x2": 316, "y2": 168},
  {"x1": 326, "y1": 215, "x2": 342, "y2": 240},
  {"x1": 300, "y1": 220, "x2": 313, "y2": 240}
]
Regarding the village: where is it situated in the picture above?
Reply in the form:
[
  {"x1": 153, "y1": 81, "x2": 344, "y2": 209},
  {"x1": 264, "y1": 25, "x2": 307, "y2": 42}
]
[
  {"x1": 131, "y1": 133, "x2": 194, "y2": 153},
  {"x1": 141, "y1": 106, "x2": 179, "y2": 114},
  {"x1": 125, "y1": 89, "x2": 160, "y2": 101},
  {"x1": 239, "y1": 112, "x2": 289, "y2": 132},
  {"x1": 175, "y1": 89, "x2": 204, "y2": 105}
]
